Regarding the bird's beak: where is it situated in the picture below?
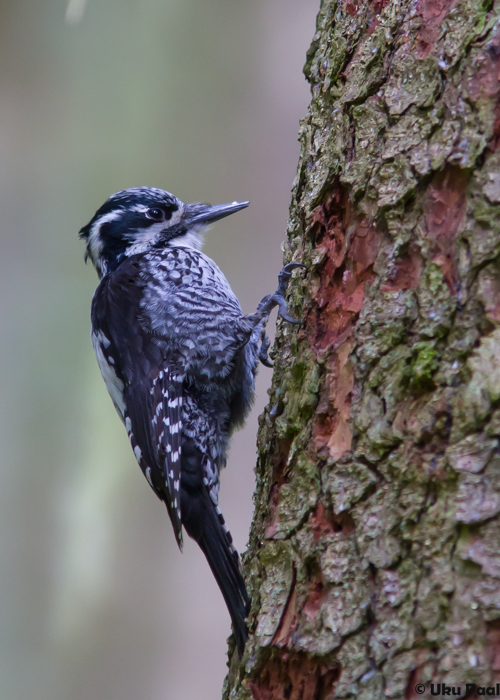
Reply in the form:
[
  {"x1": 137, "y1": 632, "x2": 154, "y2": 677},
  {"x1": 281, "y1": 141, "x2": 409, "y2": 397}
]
[{"x1": 185, "y1": 200, "x2": 249, "y2": 225}]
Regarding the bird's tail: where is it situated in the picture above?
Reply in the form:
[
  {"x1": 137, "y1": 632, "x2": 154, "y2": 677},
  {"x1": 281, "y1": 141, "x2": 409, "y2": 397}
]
[{"x1": 184, "y1": 487, "x2": 250, "y2": 656}]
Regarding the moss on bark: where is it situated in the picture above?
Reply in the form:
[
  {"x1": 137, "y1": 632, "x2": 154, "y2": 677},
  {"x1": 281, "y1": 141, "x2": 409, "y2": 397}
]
[{"x1": 224, "y1": 0, "x2": 500, "y2": 697}]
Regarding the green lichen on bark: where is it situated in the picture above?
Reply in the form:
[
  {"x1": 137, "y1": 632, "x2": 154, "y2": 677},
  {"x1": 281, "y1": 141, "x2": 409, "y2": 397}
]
[{"x1": 223, "y1": 0, "x2": 500, "y2": 698}]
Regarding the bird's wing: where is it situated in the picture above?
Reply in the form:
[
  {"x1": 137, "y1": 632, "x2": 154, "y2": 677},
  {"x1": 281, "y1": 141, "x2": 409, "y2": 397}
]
[
  {"x1": 123, "y1": 367, "x2": 184, "y2": 549},
  {"x1": 91, "y1": 258, "x2": 184, "y2": 548}
]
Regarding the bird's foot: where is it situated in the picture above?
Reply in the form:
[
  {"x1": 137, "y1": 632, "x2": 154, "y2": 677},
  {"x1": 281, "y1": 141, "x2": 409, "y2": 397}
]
[{"x1": 257, "y1": 262, "x2": 306, "y2": 324}]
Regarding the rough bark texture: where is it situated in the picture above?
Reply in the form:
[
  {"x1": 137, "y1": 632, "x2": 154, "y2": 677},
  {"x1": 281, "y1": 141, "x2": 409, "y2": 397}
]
[{"x1": 223, "y1": 0, "x2": 500, "y2": 698}]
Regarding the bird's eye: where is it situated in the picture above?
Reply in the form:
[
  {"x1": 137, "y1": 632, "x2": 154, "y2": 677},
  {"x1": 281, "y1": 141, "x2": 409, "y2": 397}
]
[{"x1": 146, "y1": 207, "x2": 164, "y2": 221}]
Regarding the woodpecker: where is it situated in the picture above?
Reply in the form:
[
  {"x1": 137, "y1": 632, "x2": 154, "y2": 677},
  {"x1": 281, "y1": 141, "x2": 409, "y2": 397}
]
[{"x1": 80, "y1": 187, "x2": 302, "y2": 656}]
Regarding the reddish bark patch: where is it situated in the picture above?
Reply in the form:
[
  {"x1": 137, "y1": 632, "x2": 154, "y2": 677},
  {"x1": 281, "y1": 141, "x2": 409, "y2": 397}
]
[
  {"x1": 346, "y1": 1, "x2": 358, "y2": 17},
  {"x1": 422, "y1": 165, "x2": 469, "y2": 293},
  {"x1": 381, "y1": 245, "x2": 424, "y2": 292},
  {"x1": 310, "y1": 502, "x2": 336, "y2": 541},
  {"x1": 247, "y1": 655, "x2": 340, "y2": 700},
  {"x1": 309, "y1": 188, "x2": 382, "y2": 461},
  {"x1": 302, "y1": 577, "x2": 328, "y2": 622},
  {"x1": 273, "y1": 567, "x2": 298, "y2": 647},
  {"x1": 314, "y1": 414, "x2": 336, "y2": 451},
  {"x1": 414, "y1": 0, "x2": 457, "y2": 58},
  {"x1": 314, "y1": 339, "x2": 354, "y2": 460},
  {"x1": 309, "y1": 191, "x2": 379, "y2": 352}
]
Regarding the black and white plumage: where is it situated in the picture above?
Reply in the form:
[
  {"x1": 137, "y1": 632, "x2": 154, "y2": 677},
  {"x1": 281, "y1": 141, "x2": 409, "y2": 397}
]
[{"x1": 80, "y1": 187, "x2": 302, "y2": 656}]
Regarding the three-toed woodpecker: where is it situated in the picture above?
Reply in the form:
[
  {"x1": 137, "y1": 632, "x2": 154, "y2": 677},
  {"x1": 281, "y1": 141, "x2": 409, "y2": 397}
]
[{"x1": 80, "y1": 187, "x2": 302, "y2": 655}]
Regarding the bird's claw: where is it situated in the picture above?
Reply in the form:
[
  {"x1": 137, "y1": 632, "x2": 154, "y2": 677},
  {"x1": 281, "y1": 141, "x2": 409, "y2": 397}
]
[
  {"x1": 258, "y1": 332, "x2": 274, "y2": 367},
  {"x1": 276, "y1": 262, "x2": 306, "y2": 297},
  {"x1": 256, "y1": 263, "x2": 305, "y2": 323},
  {"x1": 273, "y1": 293, "x2": 301, "y2": 324},
  {"x1": 256, "y1": 263, "x2": 306, "y2": 366},
  {"x1": 275, "y1": 262, "x2": 305, "y2": 323}
]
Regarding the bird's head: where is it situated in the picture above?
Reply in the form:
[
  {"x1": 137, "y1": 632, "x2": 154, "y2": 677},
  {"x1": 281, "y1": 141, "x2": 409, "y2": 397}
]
[{"x1": 79, "y1": 187, "x2": 249, "y2": 278}]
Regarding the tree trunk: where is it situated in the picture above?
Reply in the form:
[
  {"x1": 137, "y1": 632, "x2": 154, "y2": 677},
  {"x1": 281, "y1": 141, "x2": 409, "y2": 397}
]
[{"x1": 224, "y1": 0, "x2": 500, "y2": 698}]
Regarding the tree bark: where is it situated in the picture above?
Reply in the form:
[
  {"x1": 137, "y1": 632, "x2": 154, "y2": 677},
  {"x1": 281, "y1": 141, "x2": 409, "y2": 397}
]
[{"x1": 224, "y1": 0, "x2": 500, "y2": 698}]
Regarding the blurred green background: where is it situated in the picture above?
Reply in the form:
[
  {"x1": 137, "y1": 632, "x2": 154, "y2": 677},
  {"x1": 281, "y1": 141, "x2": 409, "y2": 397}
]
[{"x1": 0, "y1": 1, "x2": 317, "y2": 698}]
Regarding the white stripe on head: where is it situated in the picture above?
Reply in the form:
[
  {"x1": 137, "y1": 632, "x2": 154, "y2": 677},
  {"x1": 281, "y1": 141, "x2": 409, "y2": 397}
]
[{"x1": 87, "y1": 210, "x2": 123, "y2": 275}]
